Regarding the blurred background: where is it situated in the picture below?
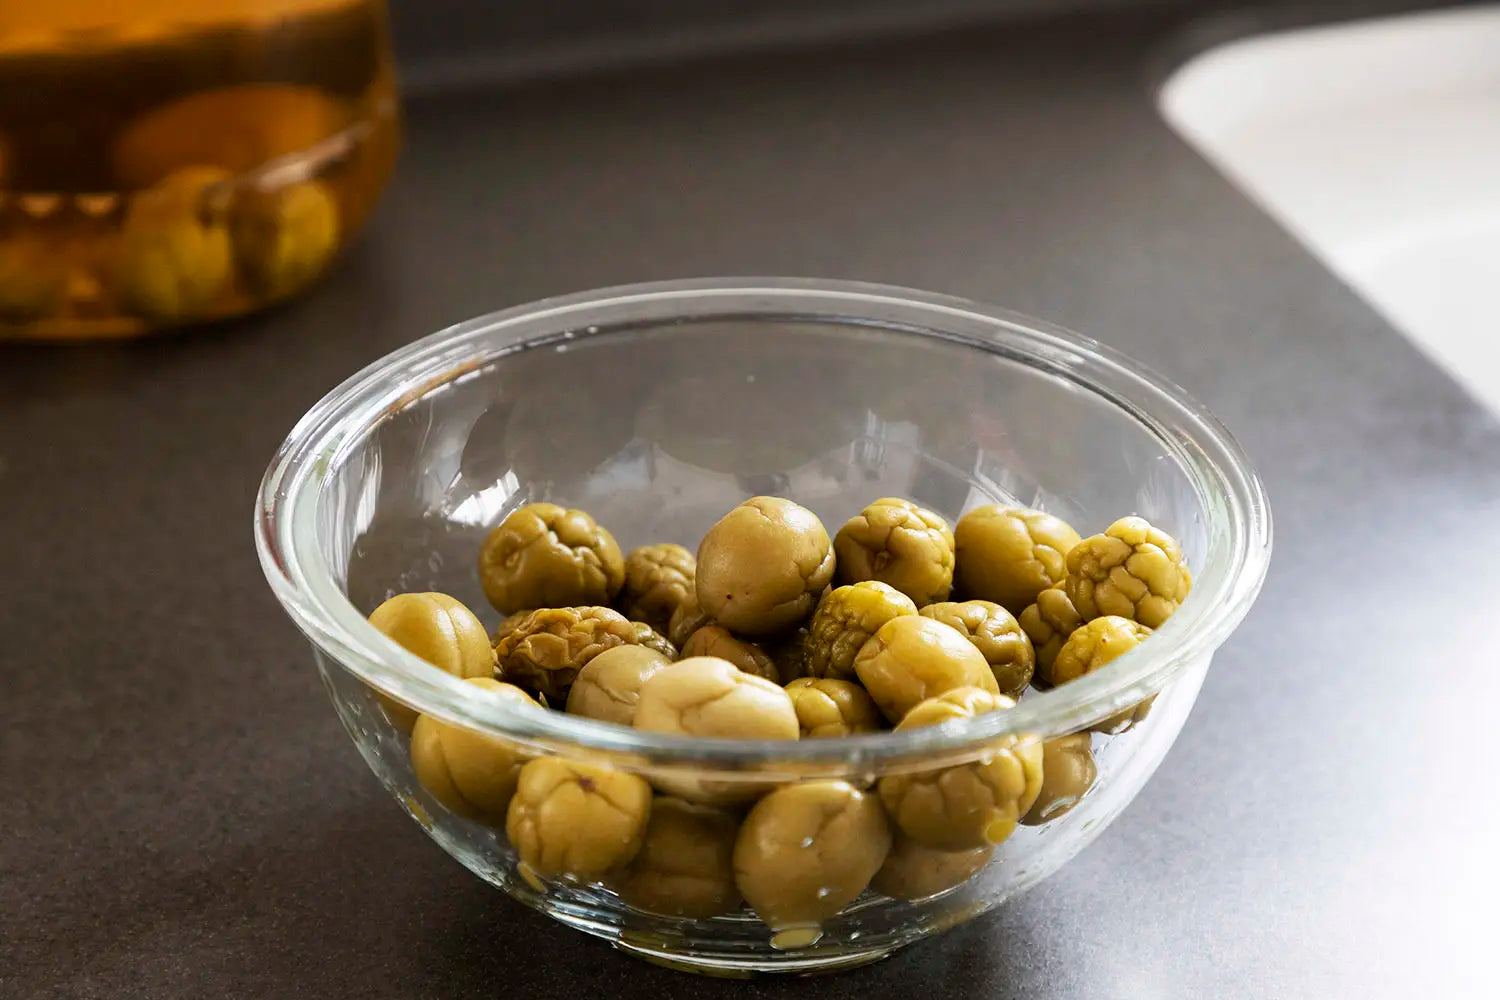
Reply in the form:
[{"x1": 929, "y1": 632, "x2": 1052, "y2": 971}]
[
  {"x1": 384, "y1": 0, "x2": 1417, "y2": 88},
  {"x1": 2, "y1": 0, "x2": 1483, "y2": 364}
]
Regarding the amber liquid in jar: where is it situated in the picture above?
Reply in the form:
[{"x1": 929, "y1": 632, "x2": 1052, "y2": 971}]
[{"x1": 0, "y1": 0, "x2": 399, "y2": 339}]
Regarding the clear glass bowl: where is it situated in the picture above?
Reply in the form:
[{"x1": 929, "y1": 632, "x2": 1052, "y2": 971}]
[{"x1": 255, "y1": 278, "x2": 1271, "y2": 974}]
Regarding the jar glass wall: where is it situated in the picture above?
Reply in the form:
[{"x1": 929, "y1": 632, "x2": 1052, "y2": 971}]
[{"x1": 0, "y1": 0, "x2": 399, "y2": 339}]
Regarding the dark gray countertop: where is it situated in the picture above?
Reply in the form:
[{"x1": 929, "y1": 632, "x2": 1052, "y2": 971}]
[{"x1": 5, "y1": 10, "x2": 1492, "y2": 998}]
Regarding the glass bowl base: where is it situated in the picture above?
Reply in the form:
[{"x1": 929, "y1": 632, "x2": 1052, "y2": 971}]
[
  {"x1": 607, "y1": 932, "x2": 893, "y2": 976},
  {"x1": 534, "y1": 896, "x2": 898, "y2": 975}
]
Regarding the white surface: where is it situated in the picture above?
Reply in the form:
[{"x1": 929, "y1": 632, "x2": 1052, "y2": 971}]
[{"x1": 1160, "y1": 7, "x2": 1500, "y2": 413}]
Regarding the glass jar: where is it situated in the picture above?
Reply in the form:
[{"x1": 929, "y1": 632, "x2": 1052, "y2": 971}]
[{"x1": 0, "y1": 0, "x2": 399, "y2": 339}]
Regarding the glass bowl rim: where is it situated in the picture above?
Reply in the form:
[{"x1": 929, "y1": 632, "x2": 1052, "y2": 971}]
[{"x1": 255, "y1": 277, "x2": 1271, "y2": 772}]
